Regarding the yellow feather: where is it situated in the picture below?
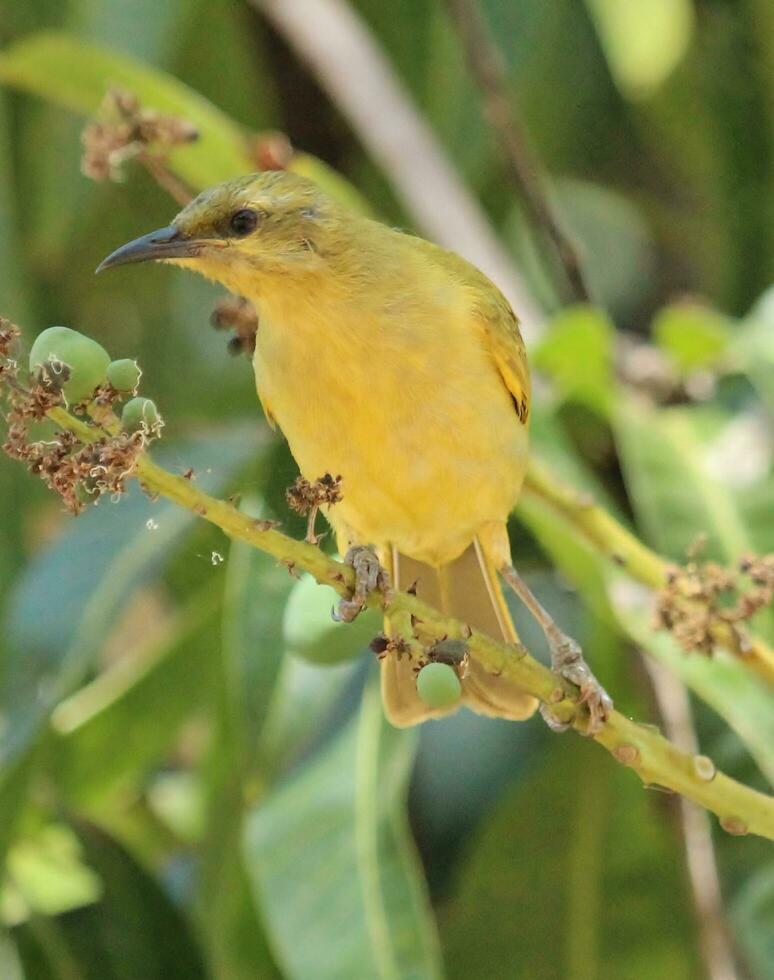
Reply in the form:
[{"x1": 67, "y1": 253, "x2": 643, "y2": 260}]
[{"x1": 143, "y1": 172, "x2": 536, "y2": 725}]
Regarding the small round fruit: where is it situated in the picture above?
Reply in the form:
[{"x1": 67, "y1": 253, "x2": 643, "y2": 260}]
[
  {"x1": 107, "y1": 358, "x2": 141, "y2": 392},
  {"x1": 121, "y1": 396, "x2": 160, "y2": 432},
  {"x1": 416, "y1": 662, "x2": 462, "y2": 709},
  {"x1": 28, "y1": 326, "x2": 110, "y2": 403}
]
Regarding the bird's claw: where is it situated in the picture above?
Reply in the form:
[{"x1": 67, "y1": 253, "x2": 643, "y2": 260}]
[
  {"x1": 539, "y1": 703, "x2": 571, "y2": 733},
  {"x1": 543, "y1": 636, "x2": 613, "y2": 736},
  {"x1": 333, "y1": 546, "x2": 390, "y2": 623}
]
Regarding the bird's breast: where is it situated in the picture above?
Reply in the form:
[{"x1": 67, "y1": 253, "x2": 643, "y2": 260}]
[{"x1": 252, "y1": 290, "x2": 527, "y2": 563}]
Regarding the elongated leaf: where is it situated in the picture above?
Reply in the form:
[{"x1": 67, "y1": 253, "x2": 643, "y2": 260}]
[
  {"x1": 441, "y1": 725, "x2": 700, "y2": 980},
  {"x1": 0, "y1": 33, "x2": 251, "y2": 186},
  {"x1": 731, "y1": 865, "x2": 774, "y2": 980},
  {"x1": 0, "y1": 93, "x2": 29, "y2": 323},
  {"x1": 244, "y1": 676, "x2": 442, "y2": 980},
  {"x1": 283, "y1": 573, "x2": 379, "y2": 666},
  {"x1": 614, "y1": 397, "x2": 774, "y2": 641},
  {"x1": 220, "y1": 497, "x2": 297, "y2": 762},
  {"x1": 50, "y1": 589, "x2": 219, "y2": 808},
  {"x1": 521, "y1": 412, "x2": 774, "y2": 779},
  {"x1": 13, "y1": 822, "x2": 207, "y2": 980},
  {"x1": 195, "y1": 498, "x2": 291, "y2": 979},
  {"x1": 1, "y1": 431, "x2": 261, "y2": 770},
  {"x1": 0, "y1": 32, "x2": 373, "y2": 216}
]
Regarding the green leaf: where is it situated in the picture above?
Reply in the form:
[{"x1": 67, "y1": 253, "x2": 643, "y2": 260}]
[
  {"x1": 734, "y1": 286, "x2": 774, "y2": 411},
  {"x1": 731, "y1": 864, "x2": 774, "y2": 980},
  {"x1": 441, "y1": 699, "x2": 700, "y2": 979},
  {"x1": 0, "y1": 32, "x2": 373, "y2": 216},
  {"x1": 532, "y1": 304, "x2": 616, "y2": 416},
  {"x1": 615, "y1": 395, "x2": 774, "y2": 649},
  {"x1": 194, "y1": 498, "x2": 290, "y2": 979},
  {"x1": 652, "y1": 301, "x2": 732, "y2": 373},
  {"x1": 1, "y1": 432, "x2": 260, "y2": 771},
  {"x1": 220, "y1": 497, "x2": 297, "y2": 762},
  {"x1": 0, "y1": 32, "x2": 252, "y2": 187},
  {"x1": 584, "y1": 0, "x2": 695, "y2": 100},
  {"x1": 49, "y1": 589, "x2": 219, "y2": 808},
  {"x1": 244, "y1": 676, "x2": 442, "y2": 980},
  {"x1": 526, "y1": 404, "x2": 774, "y2": 777},
  {"x1": 610, "y1": 579, "x2": 774, "y2": 785},
  {"x1": 0, "y1": 93, "x2": 30, "y2": 324},
  {"x1": 15, "y1": 821, "x2": 208, "y2": 980},
  {"x1": 257, "y1": 655, "x2": 363, "y2": 778},
  {"x1": 283, "y1": 573, "x2": 380, "y2": 666},
  {"x1": 3, "y1": 824, "x2": 101, "y2": 925},
  {"x1": 615, "y1": 399, "x2": 759, "y2": 562},
  {"x1": 508, "y1": 182, "x2": 656, "y2": 318}
]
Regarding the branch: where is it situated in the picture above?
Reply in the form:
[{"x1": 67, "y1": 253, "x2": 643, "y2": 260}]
[
  {"x1": 523, "y1": 457, "x2": 774, "y2": 687},
  {"x1": 442, "y1": 0, "x2": 591, "y2": 305},
  {"x1": 252, "y1": 0, "x2": 544, "y2": 340},
  {"x1": 44, "y1": 406, "x2": 774, "y2": 842}
]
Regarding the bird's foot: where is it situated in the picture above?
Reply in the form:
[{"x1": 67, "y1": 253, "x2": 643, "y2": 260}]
[
  {"x1": 333, "y1": 545, "x2": 390, "y2": 623},
  {"x1": 544, "y1": 634, "x2": 613, "y2": 735}
]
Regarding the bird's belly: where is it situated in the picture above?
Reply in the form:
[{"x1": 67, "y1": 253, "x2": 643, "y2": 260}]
[{"x1": 254, "y1": 315, "x2": 528, "y2": 565}]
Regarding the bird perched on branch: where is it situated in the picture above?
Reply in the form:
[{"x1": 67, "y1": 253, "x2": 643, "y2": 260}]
[{"x1": 99, "y1": 171, "x2": 611, "y2": 731}]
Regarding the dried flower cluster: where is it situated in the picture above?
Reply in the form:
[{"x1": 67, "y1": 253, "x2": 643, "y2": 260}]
[
  {"x1": 286, "y1": 472, "x2": 343, "y2": 544},
  {"x1": 655, "y1": 551, "x2": 774, "y2": 655},
  {"x1": 0, "y1": 319, "x2": 158, "y2": 514},
  {"x1": 369, "y1": 632, "x2": 411, "y2": 661},
  {"x1": 249, "y1": 131, "x2": 294, "y2": 171},
  {"x1": 210, "y1": 296, "x2": 259, "y2": 357},
  {"x1": 81, "y1": 87, "x2": 198, "y2": 184}
]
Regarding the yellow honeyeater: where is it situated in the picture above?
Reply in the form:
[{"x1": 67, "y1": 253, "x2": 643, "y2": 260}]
[{"x1": 100, "y1": 171, "x2": 540, "y2": 726}]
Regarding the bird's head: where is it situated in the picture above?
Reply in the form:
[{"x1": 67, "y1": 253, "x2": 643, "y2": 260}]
[{"x1": 98, "y1": 171, "x2": 337, "y2": 292}]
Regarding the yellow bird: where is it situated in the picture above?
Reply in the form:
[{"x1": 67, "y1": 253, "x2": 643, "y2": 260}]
[{"x1": 100, "y1": 171, "x2": 611, "y2": 730}]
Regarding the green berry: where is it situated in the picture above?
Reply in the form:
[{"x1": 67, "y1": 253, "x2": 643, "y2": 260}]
[
  {"x1": 121, "y1": 396, "x2": 161, "y2": 432},
  {"x1": 107, "y1": 358, "x2": 141, "y2": 392},
  {"x1": 28, "y1": 326, "x2": 110, "y2": 403},
  {"x1": 416, "y1": 662, "x2": 462, "y2": 708}
]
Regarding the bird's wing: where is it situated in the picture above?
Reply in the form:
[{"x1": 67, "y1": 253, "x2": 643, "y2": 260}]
[
  {"x1": 472, "y1": 287, "x2": 531, "y2": 425},
  {"x1": 257, "y1": 389, "x2": 278, "y2": 430},
  {"x1": 412, "y1": 235, "x2": 530, "y2": 424}
]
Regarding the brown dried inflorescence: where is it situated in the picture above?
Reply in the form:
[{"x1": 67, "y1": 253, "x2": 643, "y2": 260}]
[
  {"x1": 81, "y1": 87, "x2": 198, "y2": 184},
  {"x1": 369, "y1": 632, "x2": 412, "y2": 662},
  {"x1": 286, "y1": 472, "x2": 343, "y2": 544},
  {"x1": 286, "y1": 473, "x2": 343, "y2": 516},
  {"x1": 210, "y1": 296, "x2": 259, "y2": 357},
  {"x1": 655, "y1": 548, "x2": 774, "y2": 656},
  {"x1": 249, "y1": 131, "x2": 294, "y2": 172},
  {"x1": 1, "y1": 320, "x2": 159, "y2": 515}
]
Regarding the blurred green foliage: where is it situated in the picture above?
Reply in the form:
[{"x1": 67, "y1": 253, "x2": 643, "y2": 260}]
[{"x1": 0, "y1": 1, "x2": 773, "y2": 978}]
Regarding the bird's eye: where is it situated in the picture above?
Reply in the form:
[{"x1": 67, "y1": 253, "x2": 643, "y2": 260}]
[{"x1": 229, "y1": 208, "x2": 260, "y2": 237}]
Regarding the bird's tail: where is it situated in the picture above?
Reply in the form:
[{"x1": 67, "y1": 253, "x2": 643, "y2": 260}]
[{"x1": 379, "y1": 532, "x2": 538, "y2": 727}]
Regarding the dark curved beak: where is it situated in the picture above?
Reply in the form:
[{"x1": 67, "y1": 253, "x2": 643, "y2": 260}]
[{"x1": 96, "y1": 225, "x2": 204, "y2": 273}]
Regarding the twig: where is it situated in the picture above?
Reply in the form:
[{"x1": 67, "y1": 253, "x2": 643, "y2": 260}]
[
  {"x1": 644, "y1": 659, "x2": 740, "y2": 980},
  {"x1": 523, "y1": 457, "x2": 774, "y2": 686},
  {"x1": 42, "y1": 405, "x2": 774, "y2": 841},
  {"x1": 442, "y1": 0, "x2": 590, "y2": 305},
  {"x1": 138, "y1": 152, "x2": 194, "y2": 206},
  {"x1": 252, "y1": 0, "x2": 544, "y2": 340}
]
